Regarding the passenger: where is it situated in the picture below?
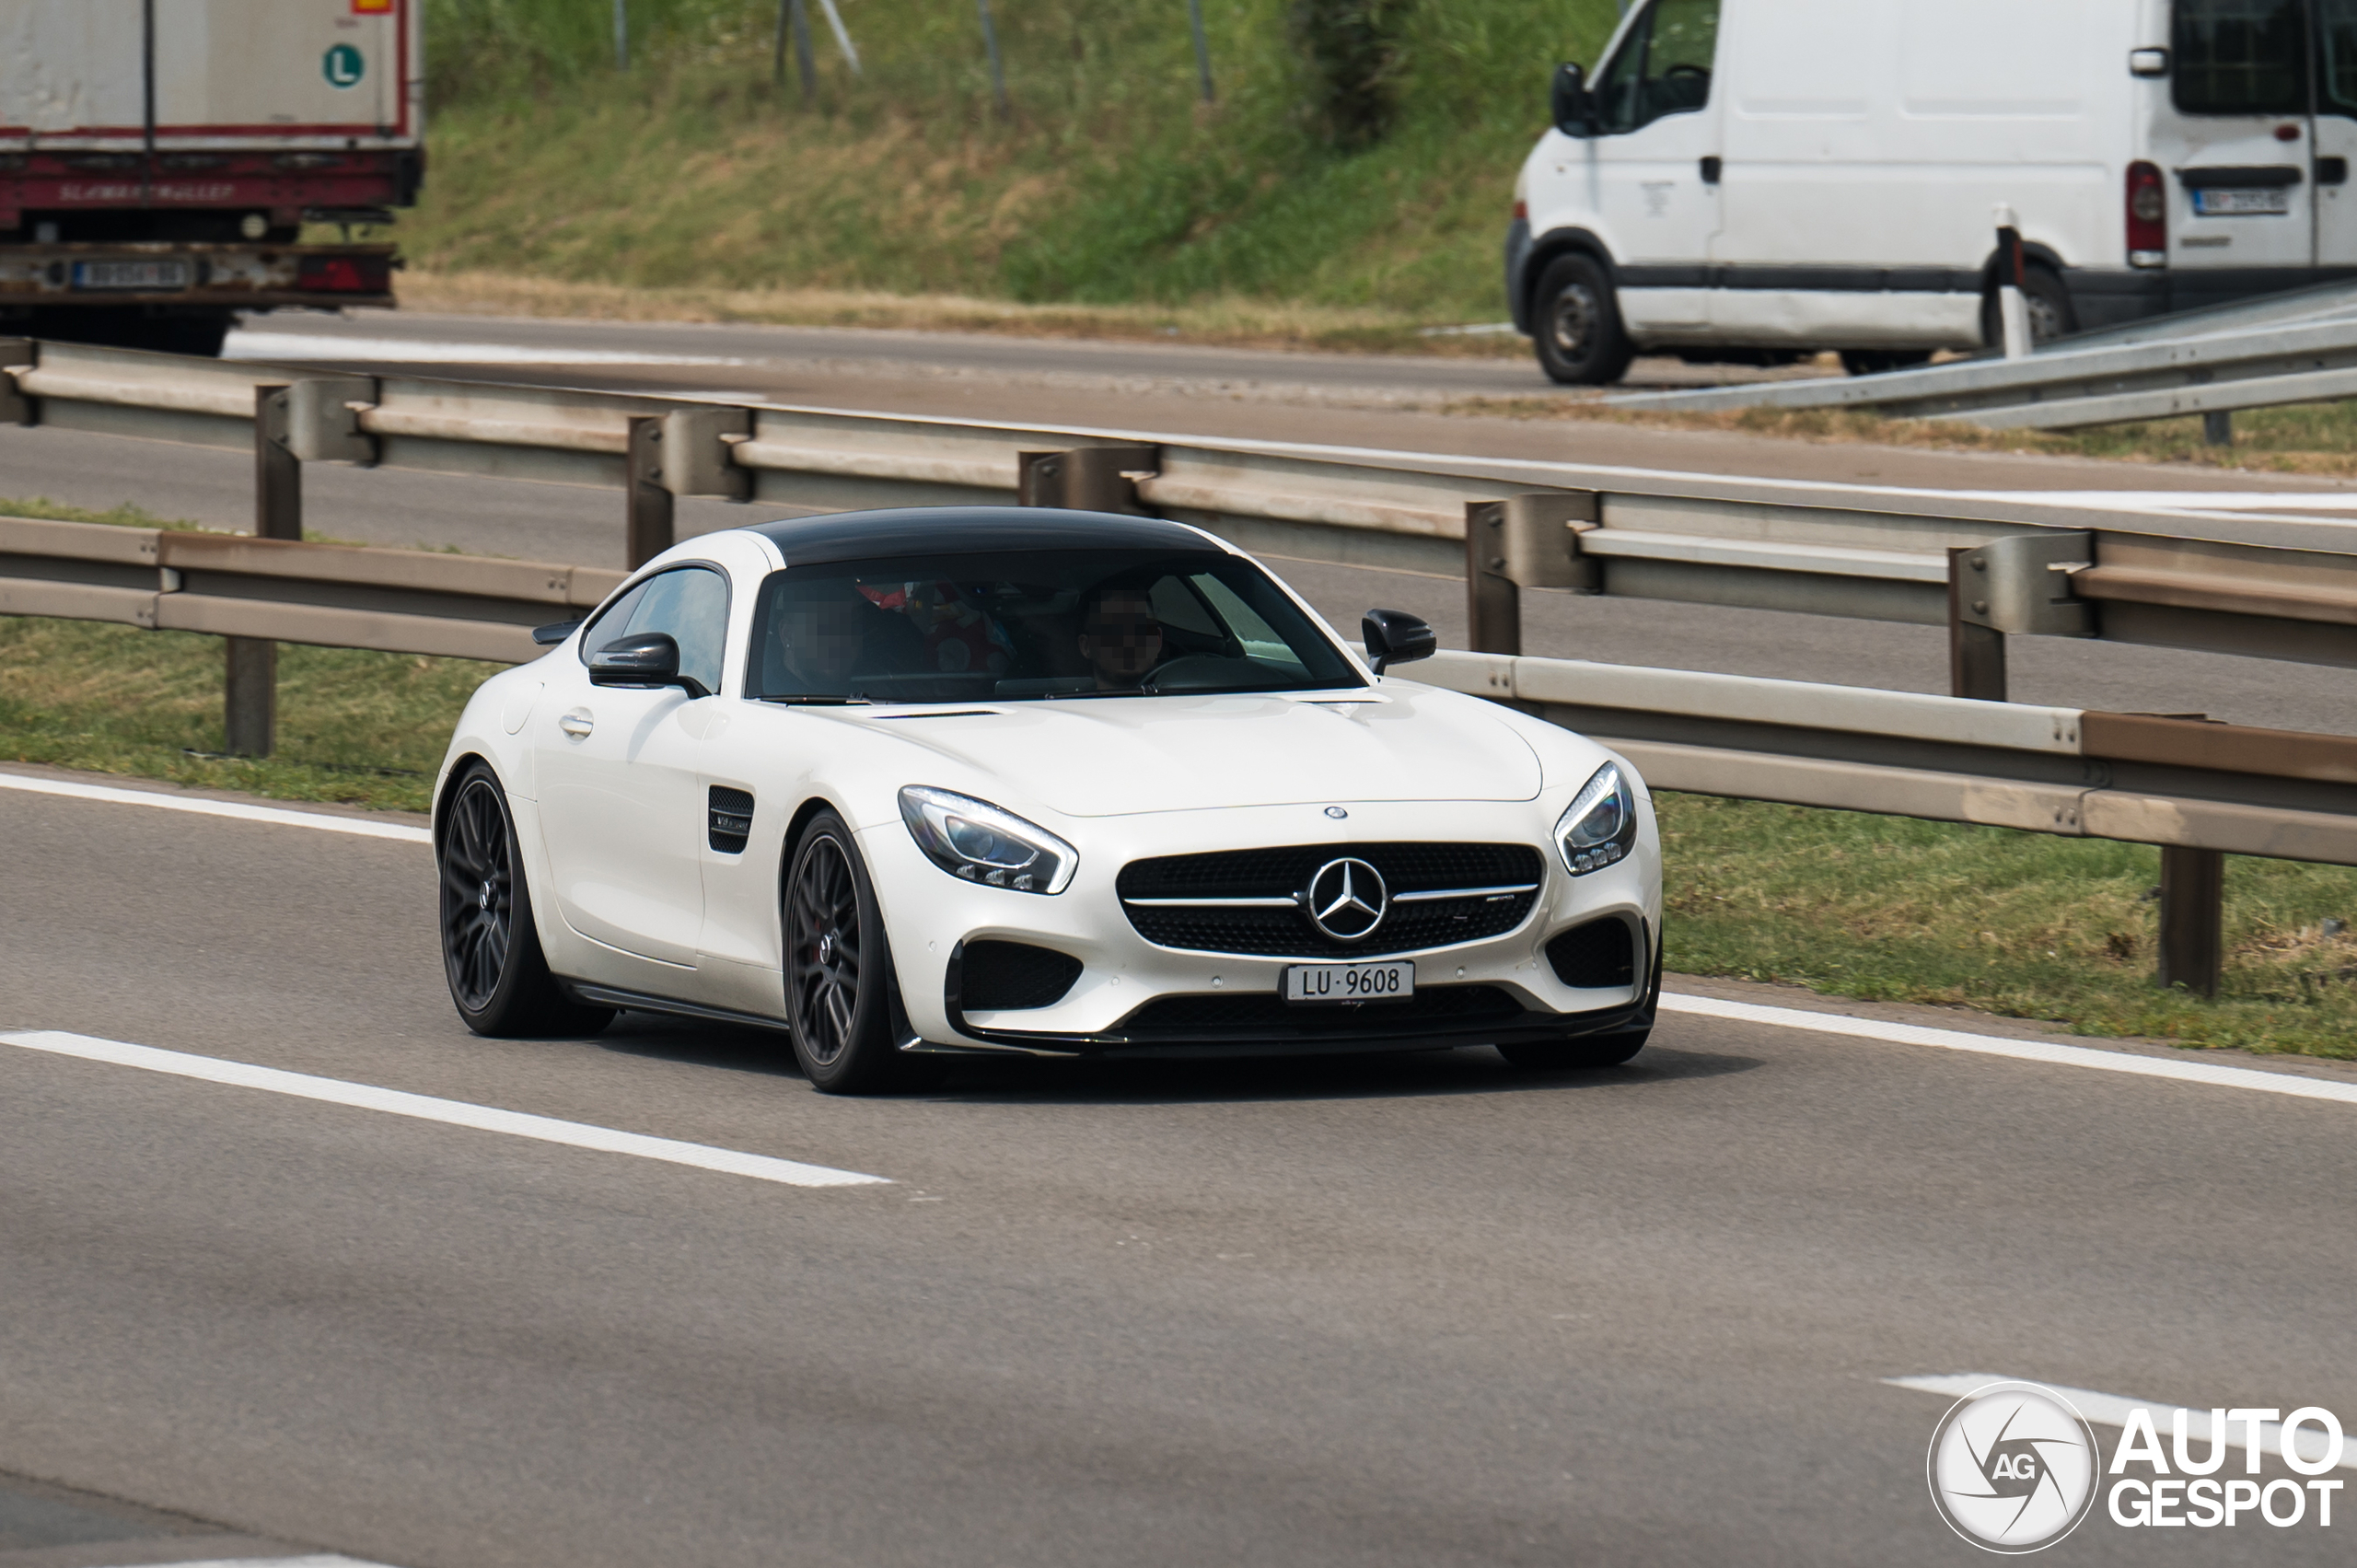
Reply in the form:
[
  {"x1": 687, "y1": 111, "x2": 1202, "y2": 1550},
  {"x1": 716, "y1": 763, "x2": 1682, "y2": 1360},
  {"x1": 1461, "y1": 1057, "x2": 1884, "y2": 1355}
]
[{"x1": 1075, "y1": 584, "x2": 1165, "y2": 691}]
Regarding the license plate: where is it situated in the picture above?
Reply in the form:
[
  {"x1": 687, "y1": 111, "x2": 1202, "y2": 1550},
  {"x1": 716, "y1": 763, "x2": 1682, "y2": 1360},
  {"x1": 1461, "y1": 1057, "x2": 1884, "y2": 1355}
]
[
  {"x1": 71, "y1": 260, "x2": 192, "y2": 291},
  {"x1": 1283, "y1": 960, "x2": 1414, "y2": 1004},
  {"x1": 2192, "y1": 187, "x2": 2291, "y2": 216}
]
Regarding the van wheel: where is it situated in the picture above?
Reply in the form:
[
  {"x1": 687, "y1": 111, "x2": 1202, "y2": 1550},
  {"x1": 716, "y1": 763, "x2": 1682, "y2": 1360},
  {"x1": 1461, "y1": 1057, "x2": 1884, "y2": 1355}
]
[
  {"x1": 1531, "y1": 254, "x2": 1636, "y2": 386},
  {"x1": 1840, "y1": 350, "x2": 1933, "y2": 377},
  {"x1": 1981, "y1": 265, "x2": 2077, "y2": 348}
]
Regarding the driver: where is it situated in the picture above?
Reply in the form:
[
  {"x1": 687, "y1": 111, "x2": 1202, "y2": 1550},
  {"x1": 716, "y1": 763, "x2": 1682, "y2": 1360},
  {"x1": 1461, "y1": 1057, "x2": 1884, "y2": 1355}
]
[{"x1": 1075, "y1": 583, "x2": 1166, "y2": 691}]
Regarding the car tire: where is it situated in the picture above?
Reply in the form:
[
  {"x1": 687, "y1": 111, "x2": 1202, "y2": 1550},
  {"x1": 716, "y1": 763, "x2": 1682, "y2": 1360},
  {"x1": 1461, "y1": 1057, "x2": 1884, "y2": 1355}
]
[
  {"x1": 1531, "y1": 253, "x2": 1637, "y2": 386},
  {"x1": 1980, "y1": 264, "x2": 2076, "y2": 349},
  {"x1": 784, "y1": 809, "x2": 920, "y2": 1095},
  {"x1": 436, "y1": 761, "x2": 615, "y2": 1038}
]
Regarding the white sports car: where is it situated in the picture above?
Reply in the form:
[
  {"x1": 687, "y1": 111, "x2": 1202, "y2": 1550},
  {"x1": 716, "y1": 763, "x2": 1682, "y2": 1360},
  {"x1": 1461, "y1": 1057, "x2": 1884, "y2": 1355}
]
[{"x1": 433, "y1": 507, "x2": 1663, "y2": 1093}]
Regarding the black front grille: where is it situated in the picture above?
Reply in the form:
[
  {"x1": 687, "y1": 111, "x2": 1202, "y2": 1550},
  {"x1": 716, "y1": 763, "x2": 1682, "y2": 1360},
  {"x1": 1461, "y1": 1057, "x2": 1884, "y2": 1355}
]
[
  {"x1": 1547, "y1": 917, "x2": 1634, "y2": 989},
  {"x1": 958, "y1": 940, "x2": 1083, "y2": 1011},
  {"x1": 1117, "y1": 842, "x2": 1543, "y2": 958},
  {"x1": 1120, "y1": 985, "x2": 1526, "y2": 1040}
]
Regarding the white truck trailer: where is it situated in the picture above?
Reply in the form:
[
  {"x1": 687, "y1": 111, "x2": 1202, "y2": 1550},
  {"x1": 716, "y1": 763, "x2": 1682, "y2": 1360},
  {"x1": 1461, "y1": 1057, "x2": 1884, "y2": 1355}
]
[{"x1": 0, "y1": 0, "x2": 424, "y2": 354}]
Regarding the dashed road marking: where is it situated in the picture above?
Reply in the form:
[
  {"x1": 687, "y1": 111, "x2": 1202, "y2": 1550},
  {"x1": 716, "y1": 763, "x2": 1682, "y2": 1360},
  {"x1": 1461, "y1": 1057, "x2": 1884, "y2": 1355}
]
[{"x1": 1, "y1": 1029, "x2": 888, "y2": 1190}]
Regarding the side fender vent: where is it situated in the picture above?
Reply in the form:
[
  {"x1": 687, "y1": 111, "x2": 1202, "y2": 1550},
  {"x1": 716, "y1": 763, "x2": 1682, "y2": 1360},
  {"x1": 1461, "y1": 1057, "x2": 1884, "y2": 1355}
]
[{"x1": 708, "y1": 785, "x2": 755, "y2": 854}]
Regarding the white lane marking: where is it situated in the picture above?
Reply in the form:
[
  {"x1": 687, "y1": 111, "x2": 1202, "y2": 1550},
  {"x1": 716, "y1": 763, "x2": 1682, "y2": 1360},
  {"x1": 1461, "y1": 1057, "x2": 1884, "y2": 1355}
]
[
  {"x1": 0, "y1": 772, "x2": 431, "y2": 844},
  {"x1": 1887, "y1": 1375, "x2": 2356, "y2": 1470},
  {"x1": 226, "y1": 331, "x2": 749, "y2": 367},
  {"x1": 1660, "y1": 992, "x2": 2357, "y2": 1109},
  {"x1": 99, "y1": 1558, "x2": 399, "y2": 1568},
  {"x1": 1, "y1": 1030, "x2": 888, "y2": 1190}
]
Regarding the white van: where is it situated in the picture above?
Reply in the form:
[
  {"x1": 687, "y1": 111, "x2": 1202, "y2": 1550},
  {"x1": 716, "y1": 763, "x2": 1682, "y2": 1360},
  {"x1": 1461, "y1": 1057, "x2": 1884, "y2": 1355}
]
[{"x1": 1506, "y1": 0, "x2": 2357, "y2": 381}]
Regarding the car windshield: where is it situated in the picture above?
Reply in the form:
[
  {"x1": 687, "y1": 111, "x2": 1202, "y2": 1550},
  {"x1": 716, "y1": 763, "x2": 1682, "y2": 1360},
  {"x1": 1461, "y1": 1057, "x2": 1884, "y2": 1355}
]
[{"x1": 746, "y1": 548, "x2": 1365, "y2": 703}]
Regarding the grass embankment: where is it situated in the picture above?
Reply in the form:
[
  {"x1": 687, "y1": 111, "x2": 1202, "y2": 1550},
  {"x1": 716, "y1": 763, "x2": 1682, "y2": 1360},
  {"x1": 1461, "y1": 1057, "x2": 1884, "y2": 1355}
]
[
  {"x1": 387, "y1": 0, "x2": 1624, "y2": 329},
  {"x1": 6, "y1": 497, "x2": 2352, "y2": 1057}
]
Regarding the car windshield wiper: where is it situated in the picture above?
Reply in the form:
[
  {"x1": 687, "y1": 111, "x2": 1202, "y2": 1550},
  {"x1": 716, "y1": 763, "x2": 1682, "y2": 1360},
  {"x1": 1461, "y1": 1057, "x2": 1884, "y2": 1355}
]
[{"x1": 759, "y1": 693, "x2": 872, "y2": 705}]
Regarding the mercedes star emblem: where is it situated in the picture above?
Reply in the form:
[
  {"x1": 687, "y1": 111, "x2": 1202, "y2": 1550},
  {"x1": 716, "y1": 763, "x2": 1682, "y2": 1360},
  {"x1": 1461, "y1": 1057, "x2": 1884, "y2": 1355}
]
[{"x1": 1304, "y1": 857, "x2": 1388, "y2": 942}]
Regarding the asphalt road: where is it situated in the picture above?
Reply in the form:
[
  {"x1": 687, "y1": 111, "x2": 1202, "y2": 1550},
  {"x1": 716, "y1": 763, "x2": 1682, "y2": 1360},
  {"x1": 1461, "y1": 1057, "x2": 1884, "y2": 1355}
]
[{"x1": 3, "y1": 772, "x2": 2356, "y2": 1568}]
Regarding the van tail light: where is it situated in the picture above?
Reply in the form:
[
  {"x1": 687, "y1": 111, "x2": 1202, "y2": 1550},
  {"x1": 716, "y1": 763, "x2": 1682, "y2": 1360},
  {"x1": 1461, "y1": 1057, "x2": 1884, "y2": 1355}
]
[{"x1": 2127, "y1": 160, "x2": 2166, "y2": 267}]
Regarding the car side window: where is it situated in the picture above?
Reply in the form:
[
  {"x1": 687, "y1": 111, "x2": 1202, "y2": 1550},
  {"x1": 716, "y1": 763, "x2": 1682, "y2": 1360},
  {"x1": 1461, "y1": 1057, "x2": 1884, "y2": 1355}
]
[
  {"x1": 579, "y1": 564, "x2": 730, "y2": 696},
  {"x1": 2174, "y1": 0, "x2": 2309, "y2": 116},
  {"x1": 1594, "y1": 0, "x2": 1720, "y2": 135},
  {"x1": 2325, "y1": 0, "x2": 2357, "y2": 117}
]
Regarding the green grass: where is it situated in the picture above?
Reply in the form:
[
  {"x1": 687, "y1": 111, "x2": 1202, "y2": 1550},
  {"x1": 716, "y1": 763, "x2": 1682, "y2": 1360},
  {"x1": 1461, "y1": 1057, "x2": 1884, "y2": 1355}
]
[
  {"x1": 1665, "y1": 795, "x2": 2357, "y2": 1060},
  {"x1": 0, "y1": 496, "x2": 487, "y2": 813},
  {"x1": 391, "y1": 0, "x2": 1623, "y2": 324}
]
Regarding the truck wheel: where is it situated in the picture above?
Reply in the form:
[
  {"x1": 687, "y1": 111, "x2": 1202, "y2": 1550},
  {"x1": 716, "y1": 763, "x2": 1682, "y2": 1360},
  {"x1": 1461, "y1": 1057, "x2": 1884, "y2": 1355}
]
[
  {"x1": 1840, "y1": 350, "x2": 1933, "y2": 377},
  {"x1": 1531, "y1": 254, "x2": 1636, "y2": 386},
  {"x1": 1981, "y1": 266, "x2": 2076, "y2": 349}
]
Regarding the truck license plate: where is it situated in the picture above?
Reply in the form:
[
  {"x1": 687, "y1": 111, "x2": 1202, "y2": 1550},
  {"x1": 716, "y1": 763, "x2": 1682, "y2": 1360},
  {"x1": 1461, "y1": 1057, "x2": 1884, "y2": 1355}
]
[
  {"x1": 2192, "y1": 187, "x2": 2291, "y2": 216},
  {"x1": 71, "y1": 260, "x2": 192, "y2": 291},
  {"x1": 1283, "y1": 960, "x2": 1414, "y2": 1004}
]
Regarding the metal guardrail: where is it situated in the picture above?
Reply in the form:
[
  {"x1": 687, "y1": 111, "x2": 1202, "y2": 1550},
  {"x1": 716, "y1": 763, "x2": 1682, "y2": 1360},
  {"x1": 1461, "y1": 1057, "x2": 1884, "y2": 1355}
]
[
  {"x1": 0, "y1": 515, "x2": 622, "y2": 664},
  {"x1": 1604, "y1": 281, "x2": 2357, "y2": 432},
  {"x1": 1417, "y1": 648, "x2": 2357, "y2": 993},
  {"x1": 11, "y1": 337, "x2": 2357, "y2": 699}
]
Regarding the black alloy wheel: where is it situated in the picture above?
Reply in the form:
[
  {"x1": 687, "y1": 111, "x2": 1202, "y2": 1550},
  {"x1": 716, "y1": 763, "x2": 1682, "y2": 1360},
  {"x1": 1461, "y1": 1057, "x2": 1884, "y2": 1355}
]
[
  {"x1": 1532, "y1": 252, "x2": 1636, "y2": 386},
  {"x1": 784, "y1": 810, "x2": 920, "y2": 1094},
  {"x1": 435, "y1": 761, "x2": 612, "y2": 1038}
]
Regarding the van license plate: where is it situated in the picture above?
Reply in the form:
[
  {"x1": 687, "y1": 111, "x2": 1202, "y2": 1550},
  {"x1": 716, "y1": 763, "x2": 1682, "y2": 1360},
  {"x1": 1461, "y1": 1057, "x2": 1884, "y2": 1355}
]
[
  {"x1": 2192, "y1": 187, "x2": 2291, "y2": 216},
  {"x1": 71, "y1": 260, "x2": 192, "y2": 290},
  {"x1": 1283, "y1": 960, "x2": 1414, "y2": 1004}
]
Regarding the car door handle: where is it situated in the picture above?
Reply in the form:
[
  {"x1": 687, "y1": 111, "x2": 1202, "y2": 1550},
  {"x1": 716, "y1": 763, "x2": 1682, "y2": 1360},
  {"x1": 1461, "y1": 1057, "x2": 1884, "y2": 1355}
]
[{"x1": 558, "y1": 709, "x2": 594, "y2": 738}]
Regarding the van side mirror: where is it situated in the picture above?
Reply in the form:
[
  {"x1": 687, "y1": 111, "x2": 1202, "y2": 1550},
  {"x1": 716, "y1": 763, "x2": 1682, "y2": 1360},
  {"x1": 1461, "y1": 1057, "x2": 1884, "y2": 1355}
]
[
  {"x1": 1551, "y1": 62, "x2": 1594, "y2": 134},
  {"x1": 1362, "y1": 609, "x2": 1436, "y2": 676},
  {"x1": 588, "y1": 632, "x2": 710, "y2": 698}
]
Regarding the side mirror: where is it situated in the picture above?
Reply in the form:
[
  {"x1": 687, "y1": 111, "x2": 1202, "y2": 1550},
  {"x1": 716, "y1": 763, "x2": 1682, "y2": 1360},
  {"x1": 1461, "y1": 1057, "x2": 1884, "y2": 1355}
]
[
  {"x1": 1362, "y1": 609, "x2": 1436, "y2": 676},
  {"x1": 588, "y1": 632, "x2": 709, "y2": 698},
  {"x1": 1550, "y1": 62, "x2": 1594, "y2": 134}
]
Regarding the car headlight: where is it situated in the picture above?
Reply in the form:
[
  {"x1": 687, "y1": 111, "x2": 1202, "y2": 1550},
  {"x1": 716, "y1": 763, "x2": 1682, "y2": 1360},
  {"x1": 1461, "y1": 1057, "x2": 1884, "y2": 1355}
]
[
  {"x1": 1554, "y1": 761, "x2": 1638, "y2": 876},
  {"x1": 899, "y1": 786, "x2": 1076, "y2": 894}
]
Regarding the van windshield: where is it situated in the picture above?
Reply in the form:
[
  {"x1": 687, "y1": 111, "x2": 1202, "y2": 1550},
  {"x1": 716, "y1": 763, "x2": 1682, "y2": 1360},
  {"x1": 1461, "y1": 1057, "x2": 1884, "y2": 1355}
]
[
  {"x1": 2173, "y1": 0, "x2": 2308, "y2": 116},
  {"x1": 745, "y1": 549, "x2": 1365, "y2": 703}
]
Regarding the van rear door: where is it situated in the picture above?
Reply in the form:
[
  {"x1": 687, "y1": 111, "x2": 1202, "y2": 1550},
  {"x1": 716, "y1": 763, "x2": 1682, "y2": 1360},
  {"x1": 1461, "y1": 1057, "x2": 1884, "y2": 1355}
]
[{"x1": 2159, "y1": 0, "x2": 2316, "y2": 290}]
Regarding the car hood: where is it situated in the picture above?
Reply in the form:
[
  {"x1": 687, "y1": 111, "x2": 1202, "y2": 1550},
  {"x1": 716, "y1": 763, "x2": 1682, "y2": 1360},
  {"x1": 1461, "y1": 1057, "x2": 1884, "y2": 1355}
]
[{"x1": 848, "y1": 687, "x2": 1544, "y2": 818}]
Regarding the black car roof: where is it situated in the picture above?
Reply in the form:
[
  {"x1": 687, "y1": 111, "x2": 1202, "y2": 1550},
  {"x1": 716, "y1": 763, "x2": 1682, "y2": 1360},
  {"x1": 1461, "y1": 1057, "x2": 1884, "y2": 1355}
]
[{"x1": 747, "y1": 507, "x2": 1219, "y2": 565}]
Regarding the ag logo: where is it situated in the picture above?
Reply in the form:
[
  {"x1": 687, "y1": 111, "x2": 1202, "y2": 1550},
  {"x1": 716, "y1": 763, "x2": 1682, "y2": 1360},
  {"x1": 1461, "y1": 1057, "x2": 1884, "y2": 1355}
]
[
  {"x1": 323, "y1": 43, "x2": 366, "y2": 88},
  {"x1": 1928, "y1": 1380, "x2": 2100, "y2": 1553}
]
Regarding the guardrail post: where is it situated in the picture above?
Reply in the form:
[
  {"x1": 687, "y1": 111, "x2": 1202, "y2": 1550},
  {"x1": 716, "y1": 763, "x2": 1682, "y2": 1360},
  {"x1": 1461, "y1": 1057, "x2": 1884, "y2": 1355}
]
[
  {"x1": 1947, "y1": 546, "x2": 2008, "y2": 701},
  {"x1": 1018, "y1": 446, "x2": 1159, "y2": 512},
  {"x1": 225, "y1": 384, "x2": 301, "y2": 757},
  {"x1": 1467, "y1": 494, "x2": 1600, "y2": 656},
  {"x1": 0, "y1": 340, "x2": 32, "y2": 425},
  {"x1": 2203, "y1": 411, "x2": 2234, "y2": 447},
  {"x1": 2156, "y1": 844, "x2": 2224, "y2": 997},
  {"x1": 626, "y1": 416, "x2": 674, "y2": 568},
  {"x1": 1465, "y1": 502, "x2": 1520, "y2": 656}
]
